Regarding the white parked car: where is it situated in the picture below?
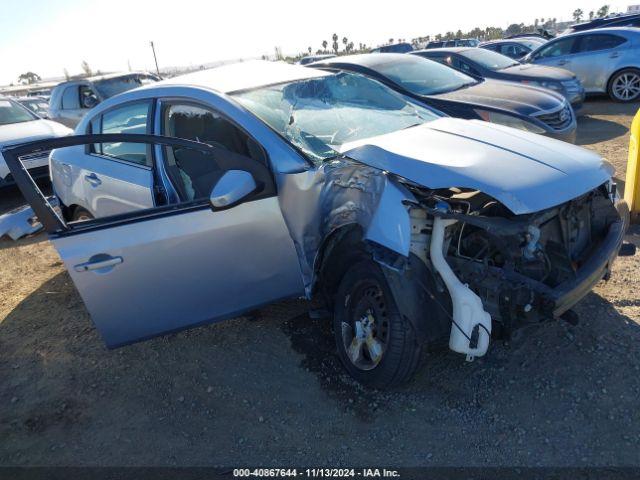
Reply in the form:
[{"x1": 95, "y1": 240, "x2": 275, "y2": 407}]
[{"x1": 0, "y1": 97, "x2": 72, "y2": 187}]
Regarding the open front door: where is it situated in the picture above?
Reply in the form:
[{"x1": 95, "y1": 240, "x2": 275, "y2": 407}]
[{"x1": 3, "y1": 134, "x2": 304, "y2": 347}]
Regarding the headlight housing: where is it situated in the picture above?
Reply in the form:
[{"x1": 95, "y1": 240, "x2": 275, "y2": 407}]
[
  {"x1": 474, "y1": 109, "x2": 546, "y2": 134},
  {"x1": 521, "y1": 80, "x2": 563, "y2": 92}
]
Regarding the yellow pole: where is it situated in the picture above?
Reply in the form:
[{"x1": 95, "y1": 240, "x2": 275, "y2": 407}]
[{"x1": 625, "y1": 108, "x2": 640, "y2": 222}]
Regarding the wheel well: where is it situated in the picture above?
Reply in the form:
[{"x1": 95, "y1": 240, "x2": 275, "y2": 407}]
[
  {"x1": 313, "y1": 225, "x2": 369, "y2": 303},
  {"x1": 61, "y1": 203, "x2": 82, "y2": 222},
  {"x1": 607, "y1": 66, "x2": 640, "y2": 90}
]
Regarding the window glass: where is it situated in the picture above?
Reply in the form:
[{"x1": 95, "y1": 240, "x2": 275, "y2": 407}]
[
  {"x1": 457, "y1": 60, "x2": 480, "y2": 75},
  {"x1": 373, "y1": 56, "x2": 477, "y2": 95},
  {"x1": 0, "y1": 99, "x2": 37, "y2": 125},
  {"x1": 535, "y1": 38, "x2": 576, "y2": 59},
  {"x1": 233, "y1": 72, "x2": 440, "y2": 163},
  {"x1": 61, "y1": 86, "x2": 79, "y2": 109},
  {"x1": 93, "y1": 102, "x2": 150, "y2": 166},
  {"x1": 458, "y1": 49, "x2": 519, "y2": 70},
  {"x1": 577, "y1": 34, "x2": 626, "y2": 53},
  {"x1": 500, "y1": 44, "x2": 528, "y2": 57},
  {"x1": 162, "y1": 103, "x2": 266, "y2": 201}
]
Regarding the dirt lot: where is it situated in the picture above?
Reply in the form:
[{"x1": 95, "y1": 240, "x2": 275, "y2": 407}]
[{"x1": 1, "y1": 98, "x2": 639, "y2": 468}]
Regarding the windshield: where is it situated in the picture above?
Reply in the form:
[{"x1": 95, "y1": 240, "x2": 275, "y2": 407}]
[
  {"x1": 232, "y1": 72, "x2": 440, "y2": 162},
  {"x1": 374, "y1": 56, "x2": 477, "y2": 96},
  {"x1": 0, "y1": 99, "x2": 37, "y2": 125},
  {"x1": 459, "y1": 48, "x2": 520, "y2": 70},
  {"x1": 93, "y1": 75, "x2": 158, "y2": 99}
]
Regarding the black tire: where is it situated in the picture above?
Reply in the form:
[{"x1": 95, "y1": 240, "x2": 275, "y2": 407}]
[
  {"x1": 607, "y1": 68, "x2": 640, "y2": 103},
  {"x1": 333, "y1": 259, "x2": 421, "y2": 389},
  {"x1": 71, "y1": 207, "x2": 94, "y2": 222}
]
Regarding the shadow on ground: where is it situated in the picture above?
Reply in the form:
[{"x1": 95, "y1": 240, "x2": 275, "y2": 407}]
[{"x1": 576, "y1": 116, "x2": 629, "y2": 145}]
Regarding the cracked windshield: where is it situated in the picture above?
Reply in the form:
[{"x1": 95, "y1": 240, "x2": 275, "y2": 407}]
[{"x1": 233, "y1": 72, "x2": 440, "y2": 162}]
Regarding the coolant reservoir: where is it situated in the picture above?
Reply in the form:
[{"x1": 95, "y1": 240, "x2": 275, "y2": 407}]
[{"x1": 447, "y1": 285, "x2": 492, "y2": 358}]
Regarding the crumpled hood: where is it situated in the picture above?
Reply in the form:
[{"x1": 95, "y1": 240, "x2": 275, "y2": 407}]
[
  {"x1": 0, "y1": 119, "x2": 72, "y2": 147},
  {"x1": 434, "y1": 79, "x2": 564, "y2": 116},
  {"x1": 341, "y1": 117, "x2": 612, "y2": 215},
  {"x1": 499, "y1": 64, "x2": 576, "y2": 81}
]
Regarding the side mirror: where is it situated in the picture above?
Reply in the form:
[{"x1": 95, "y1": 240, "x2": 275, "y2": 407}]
[{"x1": 209, "y1": 170, "x2": 257, "y2": 209}]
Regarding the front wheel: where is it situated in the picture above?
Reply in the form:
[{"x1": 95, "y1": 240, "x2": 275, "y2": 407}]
[
  {"x1": 608, "y1": 68, "x2": 640, "y2": 102},
  {"x1": 333, "y1": 260, "x2": 421, "y2": 389}
]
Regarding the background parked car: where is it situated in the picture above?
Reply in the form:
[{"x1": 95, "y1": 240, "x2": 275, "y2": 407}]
[
  {"x1": 523, "y1": 27, "x2": 640, "y2": 102},
  {"x1": 297, "y1": 54, "x2": 336, "y2": 65},
  {"x1": 312, "y1": 53, "x2": 577, "y2": 142},
  {"x1": 506, "y1": 31, "x2": 554, "y2": 40},
  {"x1": 425, "y1": 38, "x2": 480, "y2": 49},
  {"x1": 370, "y1": 42, "x2": 414, "y2": 53},
  {"x1": 560, "y1": 12, "x2": 640, "y2": 35},
  {"x1": 480, "y1": 38, "x2": 547, "y2": 60},
  {"x1": 0, "y1": 97, "x2": 72, "y2": 187},
  {"x1": 413, "y1": 47, "x2": 585, "y2": 109},
  {"x1": 15, "y1": 96, "x2": 52, "y2": 119},
  {"x1": 49, "y1": 72, "x2": 160, "y2": 128}
]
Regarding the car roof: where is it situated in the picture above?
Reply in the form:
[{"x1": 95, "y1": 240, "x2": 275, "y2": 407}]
[
  {"x1": 481, "y1": 38, "x2": 538, "y2": 46},
  {"x1": 559, "y1": 26, "x2": 640, "y2": 38},
  {"x1": 312, "y1": 53, "x2": 423, "y2": 69},
  {"x1": 156, "y1": 60, "x2": 330, "y2": 94},
  {"x1": 54, "y1": 71, "x2": 157, "y2": 88},
  {"x1": 412, "y1": 47, "x2": 470, "y2": 54},
  {"x1": 569, "y1": 12, "x2": 640, "y2": 29}
]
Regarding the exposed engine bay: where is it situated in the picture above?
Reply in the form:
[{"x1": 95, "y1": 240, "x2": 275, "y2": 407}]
[{"x1": 403, "y1": 180, "x2": 626, "y2": 357}]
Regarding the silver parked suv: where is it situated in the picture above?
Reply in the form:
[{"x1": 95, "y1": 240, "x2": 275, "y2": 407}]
[
  {"x1": 49, "y1": 72, "x2": 159, "y2": 128},
  {"x1": 523, "y1": 27, "x2": 640, "y2": 102}
]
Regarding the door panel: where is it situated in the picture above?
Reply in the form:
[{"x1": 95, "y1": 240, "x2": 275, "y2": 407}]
[
  {"x1": 54, "y1": 197, "x2": 304, "y2": 347},
  {"x1": 532, "y1": 37, "x2": 578, "y2": 72},
  {"x1": 569, "y1": 34, "x2": 629, "y2": 92},
  {"x1": 50, "y1": 147, "x2": 155, "y2": 218},
  {"x1": 4, "y1": 133, "x2": 305, "y2": 350}
]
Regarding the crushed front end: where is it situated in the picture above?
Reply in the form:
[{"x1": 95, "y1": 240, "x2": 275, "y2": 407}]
[{"x1": 405, "y1": 181, "x2": 630, "y2": 342}]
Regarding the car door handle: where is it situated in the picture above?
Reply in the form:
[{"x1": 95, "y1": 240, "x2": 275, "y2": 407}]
[
  {"x1": 84, "y1": 173, "x2": 102, "y2": 186},
  {"x1": 74, "y1": 256, "x2": 123, "y2": 272}
]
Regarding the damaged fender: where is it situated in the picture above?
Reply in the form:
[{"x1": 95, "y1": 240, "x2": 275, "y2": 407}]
[{"x1": 276, "y1": 159, "x2": 415, "y2": 295}]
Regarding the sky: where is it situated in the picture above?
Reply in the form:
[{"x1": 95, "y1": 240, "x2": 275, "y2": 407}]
[{"x1": 0, "y1": 0, "x2": 633, "y2": 85}]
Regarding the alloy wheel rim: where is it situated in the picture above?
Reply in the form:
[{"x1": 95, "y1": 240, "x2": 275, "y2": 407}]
[
  {"x1": 613, "y1": 73, "x2": 640, "y2": 101},
  {"x1": 341, "y1": 284, "x2": 389, "y2": 371}
]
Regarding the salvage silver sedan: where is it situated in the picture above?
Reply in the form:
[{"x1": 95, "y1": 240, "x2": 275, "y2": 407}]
[{"x1": 3, "y1": 61, "x2": 631, "y2": 389}]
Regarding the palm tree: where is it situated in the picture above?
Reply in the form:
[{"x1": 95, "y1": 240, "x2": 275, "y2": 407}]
[
  {"x1": 308, "y1": 46, "x2": 312, "y2": 54},
  {"x1": 322, "y1": 40, "x2": 328, "y2": 52},
  {"x1": 589, "y1": 10, "x2": 595, "y2": 20},
  {"x1": 596, "y1": 5, "x2": 609, "y2": 18},
  {"x1": 573, "y1": 9, "x2": 584, "y2": 23},
  {"x1": 388, "y1": 38, "x2": 394, "y2": 44},
  {"x1": 342, "y1": 36, "x2": 348, "y2": 47},
  {"x1": 332, "y1": 33, "x2": 339, "y2": 54}
]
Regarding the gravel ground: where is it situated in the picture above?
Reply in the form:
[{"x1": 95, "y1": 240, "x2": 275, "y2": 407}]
[{"x1": 1, "y1": 98, "x2": 639, "y2": 468}]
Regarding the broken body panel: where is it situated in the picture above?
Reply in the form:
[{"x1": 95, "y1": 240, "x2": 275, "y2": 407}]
[{"x1": 2, "y1": 65, "x2": 629, "y2": 361}]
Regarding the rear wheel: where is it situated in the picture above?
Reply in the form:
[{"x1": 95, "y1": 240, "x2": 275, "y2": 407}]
[
  {"x1": 333, "y1": 259, "x2": 421, "y2": 389},
  {"x1": 608, "y1": 68, "x2": 640, "y2": 102}
]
